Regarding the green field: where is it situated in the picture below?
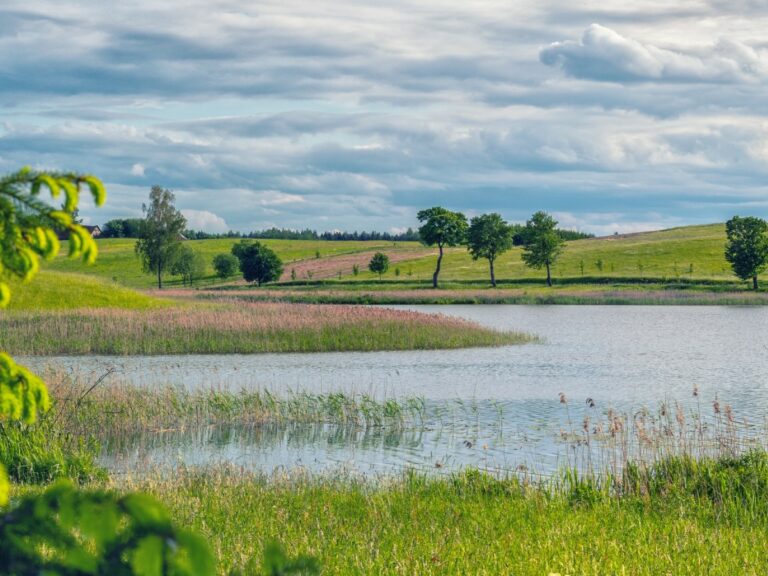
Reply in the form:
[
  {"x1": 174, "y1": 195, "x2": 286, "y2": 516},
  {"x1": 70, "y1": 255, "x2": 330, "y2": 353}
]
[
  {"x1": 45, "y1": 238, "x2": 422, "y2": 288},
  {"x1": 45, "y1": 224, "x2": 742, "y2": 290}
]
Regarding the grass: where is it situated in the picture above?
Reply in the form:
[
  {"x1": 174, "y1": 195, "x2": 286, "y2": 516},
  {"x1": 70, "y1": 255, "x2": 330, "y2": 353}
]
[
  {"x1": 0, "y1": 301, "x2": 531, "y2": 354},
  {"x1": 4, "y1": 271, "x2": 168, "y2": 311},
  {"x1": 193, "y1": 284, "x2": 768, "y2": 305},
  {"x1": 45, "y1": 238, "x2": 423, "y2": 288},
  {"x1": 113, "y1": 463, "x2": 768, "y2": 575},
  {"x1": 44, "y1": 224, "x2": 744, "y2": 291}
]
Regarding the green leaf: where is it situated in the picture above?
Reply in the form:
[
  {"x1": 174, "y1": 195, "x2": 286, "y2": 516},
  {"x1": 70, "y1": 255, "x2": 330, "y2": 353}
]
[
  {"x1": 0, "y1": 464, "x2": 8, "y2": 508},
  {"x1": 122, "y1": 493, "x2": 171, "y2": 530},
  {"x1": 131, "y1": 535, "x2": 164, "y2": 576}
]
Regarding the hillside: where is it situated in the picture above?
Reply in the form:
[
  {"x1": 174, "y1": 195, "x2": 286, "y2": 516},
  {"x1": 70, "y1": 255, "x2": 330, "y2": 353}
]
[
  {"x1": 3, "y1": 271, "x2": 167, "y2": 311},
  {"x1": 43, "y1": 223, "x2": 735, "y2": 289}
]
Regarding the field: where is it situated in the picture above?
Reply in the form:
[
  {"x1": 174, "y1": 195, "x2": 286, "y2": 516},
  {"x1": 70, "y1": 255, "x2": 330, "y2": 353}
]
[{"x1": 44, "y1": 224, "x2": 748, "y2": 296}]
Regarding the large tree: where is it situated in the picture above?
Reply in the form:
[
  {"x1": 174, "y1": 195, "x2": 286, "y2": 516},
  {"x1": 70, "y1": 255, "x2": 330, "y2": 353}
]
[
  {"x1": 135, "y1": 186, "x2": 187, "y2": 289},
  {"x1": 417, "y1": 207, "x2": 468, "y2": 288},
  {"x1": 520, "y1": 211, "x2": 565, "y2": 287},
  {"x1": 232, "y1": 240, "x2": 284, "y2": 286},
  {"x1": 725, "y1": 215, "x2": 768, "y2": 290},
  {"x1": 466, "y1": 213, "x2": 514, "y2": 287}
]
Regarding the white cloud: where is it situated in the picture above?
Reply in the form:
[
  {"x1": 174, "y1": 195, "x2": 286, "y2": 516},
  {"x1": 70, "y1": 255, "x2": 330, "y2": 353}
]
[
  {"x1": 181, "y1": 209, "x2": 229, "y2": 232},
  {"x1": 540, "y1": 24, "x2": 766, "y2": 83},
  {"x1": 130, "y1": 163, "x2": 145, "y2": 176}
]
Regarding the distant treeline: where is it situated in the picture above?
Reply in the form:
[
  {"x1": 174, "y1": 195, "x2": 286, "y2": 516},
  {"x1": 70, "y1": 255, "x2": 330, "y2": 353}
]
[{"x1": 99, "y1": 219, "x2": 592, "y2": 243}]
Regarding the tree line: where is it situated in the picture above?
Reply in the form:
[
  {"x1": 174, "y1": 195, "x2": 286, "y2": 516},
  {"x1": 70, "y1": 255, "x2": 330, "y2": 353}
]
[{"x1": 101, "y1": 219, "x2": 593, "y2": 243}]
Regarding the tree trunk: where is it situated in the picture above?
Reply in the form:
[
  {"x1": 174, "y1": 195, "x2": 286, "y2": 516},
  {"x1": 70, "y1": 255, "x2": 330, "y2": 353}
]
[
  {"x1": 432, "y1": 244, "x2": 443, "y2": 289},
  {"x1": 157, "y1": 265, "x2": 162, "y2": 290},
  {"x1": 489, "y1": 258, "x2": 496, "y2": 288},
  {"x1": 546, "y1": 261, "x2": 552, "y2": 287},
  {"x1": 754, "y1": 275, "x2": 759, "y2": 290}
]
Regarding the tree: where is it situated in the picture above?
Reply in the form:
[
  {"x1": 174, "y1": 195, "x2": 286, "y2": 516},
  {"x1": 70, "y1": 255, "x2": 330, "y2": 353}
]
[
  {"x1": 368, "y1": 252, "x2": 390, "y2": 279},
  {"x1": 520, "y1": 211, "x2": 565, "y2": 287},
  {"x1": 171, "y1": 245, "x2": 207, "y2": 286},
  {"x1": 134, "y1": 186, "x2": 186, "y2": 289},
  {"x1": 213, "y1": 253, "x2": 239, "y2": 280},
  {"x1": 466, "y1": 213, "x2": 514, "y2": 287},
  {"x1": 232, "y1": 240, "x2": 283, "y2": 286},
  {"x1": 417, "y1": 207, "x2": 468, "y2": 288},
  {"x1": 725, "y1": 215, "x2": 768, "y2": 290}
]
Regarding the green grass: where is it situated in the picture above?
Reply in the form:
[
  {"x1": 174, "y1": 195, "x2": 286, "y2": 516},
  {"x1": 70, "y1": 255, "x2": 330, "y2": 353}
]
[
  {"x1": 44, "y1": 224, "x2": 742, "y2": 291},
  {"x1": 347, "y1": 223, "x2": 732, "y2": 283},
  {"x1": 45, "y1": 238, "x2": 421, "y2": 288},
  {"x1": 4, "y1": 271, "x2": 168, "y2": 311},
  {"x1": 117, "y1": 460, "x2": 768, "y2": 575}
]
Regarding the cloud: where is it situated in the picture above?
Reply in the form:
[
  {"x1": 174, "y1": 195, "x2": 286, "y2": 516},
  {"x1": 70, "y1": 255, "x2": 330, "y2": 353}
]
[
  {"x1": 181, "y1": 209, "x2": 228, "y2": 233},
  {"x1": 540, "y1": 24, "x2": 766, "y2": 83},
  {"x1": 130, "y1": 163, "x2": 145, "y2": 176}
]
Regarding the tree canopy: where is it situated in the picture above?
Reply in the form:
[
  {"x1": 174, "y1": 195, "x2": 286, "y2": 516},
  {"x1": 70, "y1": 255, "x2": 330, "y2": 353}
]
[
  {"x1": 134, "y1": 186, "x2": 187, "y2": 289},
  {"x1": 417, "y1": 207, "x2": 468, "y2": 288},
  {"x1": 466, "y1": 213, "x2": 514, "y2": 287},
  {"x1": 725, "y1": 216, "x2": 768, "y2": 290},
  {"x1": 171, "y1": 245, "x2": 207, "y2": 286},
  {"x1": 232, "y1": 240, "x2": 284, "y2": 286},
  {"x1": 368, "y1": 252, "x2": 390, "y2": 279},
  {"x1": 213, "y1": 253, "x2": 239, "y2": 280},
  {"x1": 520, "y1": 211, "x2": 565, "y2": 287}
]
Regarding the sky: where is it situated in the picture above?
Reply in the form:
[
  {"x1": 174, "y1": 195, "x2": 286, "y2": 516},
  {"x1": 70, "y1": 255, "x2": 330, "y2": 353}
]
[{"x1": 2, "y1": 1, "x2": 768, "y2": 234}]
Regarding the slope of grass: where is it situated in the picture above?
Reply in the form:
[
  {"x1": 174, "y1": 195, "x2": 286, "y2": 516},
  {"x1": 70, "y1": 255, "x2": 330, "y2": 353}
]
[
  {"x1": 43, "y1": 224, "x2": 737, "y2": 290},
  {"x1": 3, "y1": 271, "x2": 167, "y2": 311},
  {"x1": 348, "y1": 223, "x2": 731, "y2": 283},
  {"x1": 45, "y1": 238, "x2": 422, "y2": 288}
]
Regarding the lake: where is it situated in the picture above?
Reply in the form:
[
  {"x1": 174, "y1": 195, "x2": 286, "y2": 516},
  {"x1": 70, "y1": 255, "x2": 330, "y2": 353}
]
[{"x1": 24, "y1": 305, "x2": 768, "y2": 478}]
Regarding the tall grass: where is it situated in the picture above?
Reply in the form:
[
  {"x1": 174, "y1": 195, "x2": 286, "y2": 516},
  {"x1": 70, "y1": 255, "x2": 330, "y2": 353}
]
[{"x1": 0, "y1": 301, "x2": 532, "y2": 354}]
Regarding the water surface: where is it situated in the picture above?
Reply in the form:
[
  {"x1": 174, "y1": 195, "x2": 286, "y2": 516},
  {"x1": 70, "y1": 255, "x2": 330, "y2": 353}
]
[{"x1": 26, "y1": 305, "x2": 768, "y2": 477}]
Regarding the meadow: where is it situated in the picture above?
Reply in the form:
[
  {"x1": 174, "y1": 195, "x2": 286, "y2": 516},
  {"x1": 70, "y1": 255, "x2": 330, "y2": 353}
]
[
  {"x1": 0, "y1": 300, "x2": 530, "y2": 355},
  {"x1": 43, "y1": 224, "x2": 760, "y2": 303}
]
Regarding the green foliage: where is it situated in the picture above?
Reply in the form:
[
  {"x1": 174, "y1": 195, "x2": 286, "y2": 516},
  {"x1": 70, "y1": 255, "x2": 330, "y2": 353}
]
[
  {"x1": 170, "y1": 245, "x2": 207, "y2": 286},
  {"x1": 417, "y1": 206, "x2": 468, "y2": 287},
  {"x1": 0, "y1": 481, "x2": 215, "y2": 575},
  {"x1": 368, "y1": 252, "x2": 390, "y2": 279},
  {"x1": 134, "y1": 186, "x2": 187, "y2": 289},
  {"x1": 0, "y1": 352, "x2": 50, "y2": 425},
  {"x1": 521, "y1": 211, "x2": 565, "y2": 286},
  {"x1": 232, "y1": 240, "x2": 284, "y2": 286},
  {"x1": 724, "y1": 215, "x2": 768, "y2": 289},
  {"x1": 466, "y1": 213, "x2": 514, "y2": 287},
  {"x1": 101, "y1": 218, "x2": 144, "y2": 238},
  {"x1": 213, "y1": 253, "x2": 239, "y2": 280},
  {"x1": 0, "y1": 168, "x2": 104, "y2": 308}
]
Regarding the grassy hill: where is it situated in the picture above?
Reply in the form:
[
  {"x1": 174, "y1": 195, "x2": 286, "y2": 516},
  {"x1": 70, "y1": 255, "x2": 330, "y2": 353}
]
[
  {"x1": 43, "y1": 223, "x2": 738, "y2": 289},
  {"x1": 4, "y1": 271, "x2": 167, "y2": 311}
]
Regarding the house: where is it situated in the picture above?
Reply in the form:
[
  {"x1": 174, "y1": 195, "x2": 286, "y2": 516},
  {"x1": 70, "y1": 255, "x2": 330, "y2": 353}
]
[{"x1": 57, "y1": 225, "x2": 102, "y2": 240}]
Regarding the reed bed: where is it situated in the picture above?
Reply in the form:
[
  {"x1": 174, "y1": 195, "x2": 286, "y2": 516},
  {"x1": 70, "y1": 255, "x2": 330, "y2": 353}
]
[
  {"x1": 46, "y1": 372, "x2": 425, "y2": 439},
  {"x1": 0, "y1": 301, "x2": 531, "y2": 355}
]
